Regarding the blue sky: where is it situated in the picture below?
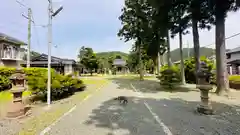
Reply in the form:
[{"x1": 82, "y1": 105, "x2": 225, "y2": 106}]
[{"x1": 1, "y1": 0, "x2": 240, "y2": 60}]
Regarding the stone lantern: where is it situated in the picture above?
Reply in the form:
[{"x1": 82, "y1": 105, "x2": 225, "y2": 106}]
[
  {"x1": 196, "y1": 62, "x2": 213, "y2": 115},
  {"x1": 6, "y1": 69, "x2": 27, "y2": 118}
]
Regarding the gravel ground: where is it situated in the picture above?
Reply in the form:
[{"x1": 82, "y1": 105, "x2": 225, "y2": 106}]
[
  {"x1": 0, "y1": 103, "x2": 45, "y2": 135},
  {"x1": 127, "y1": 78, "x2": 240, "y2": 135}
]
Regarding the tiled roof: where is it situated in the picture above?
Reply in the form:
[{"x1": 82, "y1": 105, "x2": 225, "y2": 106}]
[
  {"x1": 31, "y1": 54, "x2": 77, "y2": 64},
  {"x1": 0, "y1": 32, "x2": 26, "y2": 45},
  {"x1": 226, "y1": 47, "x2": 240, "y2": 54},
  {"x1": 113, "y1": 59, "x2": 126, "y2": 66}
]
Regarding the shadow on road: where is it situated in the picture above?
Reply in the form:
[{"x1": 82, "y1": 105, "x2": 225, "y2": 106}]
[
  {"x1": 84, "y1": 96, "x2": 240, "y2": 135},
  {"x1": 107, "y1": 77, "x2": 195, "y2": 93}
]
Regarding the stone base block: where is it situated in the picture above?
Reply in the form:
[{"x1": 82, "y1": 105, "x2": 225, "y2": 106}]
[
  {"x1": 7, "y1": 102, "x2": 26, "y2": 118},
  {"x1": 197, "y1": 105, "x2": 214, "y2": 115}
]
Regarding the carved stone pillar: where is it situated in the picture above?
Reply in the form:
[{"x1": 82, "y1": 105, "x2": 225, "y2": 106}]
[
  {"x1": 196, "y1": 62, "x2": 213, "y2": 115},
  {"x1": 7, "y1": 69, "x2": 28, "y2": 118}
]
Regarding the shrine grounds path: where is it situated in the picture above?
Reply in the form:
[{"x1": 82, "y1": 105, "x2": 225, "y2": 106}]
[{"x1": 44, "y1": 76, "x2": 240, "y2": 135}]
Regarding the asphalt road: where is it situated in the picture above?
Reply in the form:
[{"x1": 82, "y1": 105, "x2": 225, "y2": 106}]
[
  {"x1": 44, "y1": 82, "x2": 168, "y2": 135},
  {"x1": 43, "y1": 78, "x2": 240, "y2": 135}
]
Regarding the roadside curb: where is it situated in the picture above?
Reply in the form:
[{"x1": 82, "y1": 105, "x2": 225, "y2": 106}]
[{"x1": 39, "y1": 84, "x2": 106, "y2": 135}]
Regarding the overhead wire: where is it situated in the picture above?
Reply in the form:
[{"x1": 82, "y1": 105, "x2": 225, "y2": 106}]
[
  {"x1": 202, "y1": 32, "x2": 240, "y2": 48},
  {"x1": 15, "y1": 0, "x2": 45, "y2": 52},
  {"x1": 31, "y1": 13, "x2": 42, "y2": 49}
]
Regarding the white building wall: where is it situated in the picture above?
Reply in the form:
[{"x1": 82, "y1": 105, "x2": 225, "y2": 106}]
[
  {"x1": 64, "y1": 64, "x2": 73, "y2": 75},
  {"x1": 230, "y1": 53, "x2": 240, "y2": 60}
]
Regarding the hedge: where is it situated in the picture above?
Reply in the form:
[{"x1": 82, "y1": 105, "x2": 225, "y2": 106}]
[
  {"x1": 184, "y1": 56, "x2": 214, "y2": 84},
  {"x1": 0, "y1": 67, "x2": 85, "y2": 101},
  {"x1": 157, "y1": 65, "x2": 181, "y2": 90}
]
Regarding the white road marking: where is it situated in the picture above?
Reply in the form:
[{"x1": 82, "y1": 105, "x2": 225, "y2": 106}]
[
  {"x1": 130, "y1": 83, "x2": 173, "y2": 135},
  {"x1": 40, "y1": 105, "x2": 77, "y2": 135},
  {"x1": 39, "y1": 85, "x2": 104, "y2": 135}
]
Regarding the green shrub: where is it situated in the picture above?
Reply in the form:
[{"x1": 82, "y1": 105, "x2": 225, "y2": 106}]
[
  {"x1": 0, "y1": 67, "x2": 85, "y2": 101},
  {"x1": 229, "y1": 75, "x2": 240, "y2": 84},
  {"x1": 184, "y1": 56, "x2": 214, "y2": 84},
  {"x1": 0, "y1": 67, "x2": 16, "y2": 77},
  {"x1": 0, "y1": 76, "x2": 12, "y2": 91},
  {"x1": 23, "y1": 67, "x2": 56, "y2": 77},
  {"x1": 0, "y1": 67, "x2": 15, "y2": 91},
  {"x1": 157, "y1": 65, "x2": 181, "y2": 89},
  {"x1": 27, "y1": 70, "x2": 85, "y2": 101}
]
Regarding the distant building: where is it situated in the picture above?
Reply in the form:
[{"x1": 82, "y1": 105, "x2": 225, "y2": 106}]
[
  {"x1": 21, "y1": 54, "x2": 83, "y2": 75},
  {"x1": 112, "y1": 58, "x2": 128, "y2": 74},
  {"x1": 0, "y1": 32, "x2": 26, "y2": 67},
  {"x1": 226, "y1": 47, "x2": 240, "y2": 75}
]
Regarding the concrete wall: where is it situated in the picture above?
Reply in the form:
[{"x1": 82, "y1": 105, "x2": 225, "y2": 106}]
[
  {"x1": 230, "y1": 52, "x2": 240, "y2": 60},
  {"x1": 0, "y1": 41, "x2": 22, "y2": 68},
  {"x1": 0, "y1": 60, "x2": 20, "y2": 67}
]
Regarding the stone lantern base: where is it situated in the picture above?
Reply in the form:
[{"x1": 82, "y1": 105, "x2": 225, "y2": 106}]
[
  {"x1": 6, "y1": 102, "x2": 26, "y2": 118},
  {"x1": 197, "y1": 105, "x2": 213, "y2": 115},
  {"x1": 6, "y1": 88, "x2": 26, "y2": 118}
]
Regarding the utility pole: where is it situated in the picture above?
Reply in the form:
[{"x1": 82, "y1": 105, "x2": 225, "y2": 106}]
[
  {"x1": 47, "y1": 0, "x2": 53, "y2": 106},
  {"x1": 27, "y1": 8, "x2": 32, "y2": 68},
  {"x1": 47, "y1": 0, "x2": 63, "y2": 106},
  {"x1": 16, "y1": 1, "x2": 32, "y2": 67}
]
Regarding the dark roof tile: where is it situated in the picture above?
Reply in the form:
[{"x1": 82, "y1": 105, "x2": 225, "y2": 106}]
[{"x1": 0, "y1": 32, "x2": 26, "y2": 45}]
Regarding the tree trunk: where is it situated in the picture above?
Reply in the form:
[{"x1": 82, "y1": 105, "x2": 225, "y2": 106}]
[
  {"x1": 90, "y1": 70, "x2": 93, "y2": 76},
  {"x1": 166, "y1": 30, "x2": 172, "y2": 67},
  {"x1": 157, "y1": 52, "x2": 161, "y2": 74},
  {"x1": 153, "y1": 57, "x2": 158, "y2": 75},
  {"x1": 160, "y1": 55, "x2": 164, "y2": 66},
  {"x1": 192, "y1": 18, "x2": 200, "y2": 85},
  {"x1": 215, "y1": 9, "x2": 229, "y2": 95},
  {"x1": 179, "y1": 31, "x2": 186, "y2": 85},
  {"x1": 137, "y1": 43, "x2": 144, "y2": 81}
]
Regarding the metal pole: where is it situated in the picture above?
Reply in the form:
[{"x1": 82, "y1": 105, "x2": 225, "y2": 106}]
[
  {"x1": 187, "y1": 41, "x2": 190, "y2": 58},
  {"x1": 47, "y1": 0, "x2": 52, "y2": 106},
  {"x1": 27, "y1": 8, "x2": 32, "y2": 68}
]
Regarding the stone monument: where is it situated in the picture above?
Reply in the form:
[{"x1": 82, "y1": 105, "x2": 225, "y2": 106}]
[
  {"x1": 6, "y1": 69, "x2": 27, "y2": 118},
  {"x1": 196, "y1": 62, "x2": 213, "y2": 115}
]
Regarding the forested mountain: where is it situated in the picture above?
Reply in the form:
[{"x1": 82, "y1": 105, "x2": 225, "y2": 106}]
[
  {"x1": 23, "y1": 51, "x2": 41, "y2": 61},
  {"x1": 169, "y1": 47, "x2": 215, "y2": 62}
]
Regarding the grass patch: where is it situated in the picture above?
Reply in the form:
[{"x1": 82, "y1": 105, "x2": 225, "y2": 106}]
[{"x1": 17, "y1": 79, "x2": 109, "y2": 135}]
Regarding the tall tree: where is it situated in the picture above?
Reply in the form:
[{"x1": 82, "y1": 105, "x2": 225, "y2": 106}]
[
  {"x1": 78, "y1": 47, "x2": 99, "y2": 75},
  {"x1": 148, "y1": 0, "x2": 175, "y2": 67},
  {"x1": 182, "y1": 0, "x2": 213, "y2": 84},
  {"x1": 208, "y1": 0, "x2": 239, "y2": 95},
  {"x1": 170, "y1": 0, "x2": 191, "y2": 85},
  {"x1": 118, "y1": 0, "x2": 151, "y2": 80}
]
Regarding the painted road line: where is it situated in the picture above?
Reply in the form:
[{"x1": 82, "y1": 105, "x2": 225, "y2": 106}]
[
  {"x1": 130, "y1": 83, "x2": 173, "y2": 135},
  {"x1": 39, "y1": 84, "x2": 105, "y2": 135},
  {"x1": 39, "y1": 105, "x2": 77, "y2": 135}
]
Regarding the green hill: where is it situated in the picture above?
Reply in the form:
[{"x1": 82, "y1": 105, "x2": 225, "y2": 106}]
[
  {"x1": 23, "y1": 51, "x2": 41, "y2": 61},
  {"x1": 170, "y1": 47, "x2": 215, "y2": 62},
  {"x1": 96, "y1": 51, "x2": 129, "y2": 60}
]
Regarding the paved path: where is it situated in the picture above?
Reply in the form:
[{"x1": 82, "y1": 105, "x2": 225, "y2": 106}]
[
  {"x1": 42, "y1": 78, "x2": 240, "y2": 135},
  {"x1": 44, "y1": 82, "x2": 168, "y2": 135}
]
